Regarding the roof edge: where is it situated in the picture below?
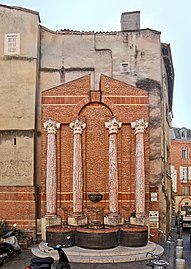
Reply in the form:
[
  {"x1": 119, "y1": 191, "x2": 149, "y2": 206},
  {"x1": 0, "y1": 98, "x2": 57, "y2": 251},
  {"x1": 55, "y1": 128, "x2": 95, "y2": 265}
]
[
  {"x1": 40, "y1": 25, "x2": 160, "y2": 35},
  {"x1": 0, "y1": 4, "x2": 41, "y2": 23}
]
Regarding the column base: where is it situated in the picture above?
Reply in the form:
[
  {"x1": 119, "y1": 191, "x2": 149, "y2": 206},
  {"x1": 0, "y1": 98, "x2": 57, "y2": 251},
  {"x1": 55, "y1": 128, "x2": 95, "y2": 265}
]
[
  {"x1": 130, "y1": 214, "x2": 146, "y2": 226},
  {"x1": 68, "y1": 214, "x2": 87, "y2": 226},
  {"x1": 129, "y1": 217, "x2": 137, "y2": 225},
  {"x1": 41, "y1": 215, "x2": 62, "y2": 241},
  {"x1": 104, "y1": 213, "x2": 124, "y2": 226}
]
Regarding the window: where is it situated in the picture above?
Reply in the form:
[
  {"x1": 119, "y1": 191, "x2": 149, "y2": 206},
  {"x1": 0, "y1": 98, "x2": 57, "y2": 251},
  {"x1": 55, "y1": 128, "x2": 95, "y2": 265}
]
[
  {"x1": 4, "y1": 33, "x2": 20, "y2": 55},
  {"x1": 182, "y1": 147, "x2": 188, "y2": 159},
  {"x1": 120, "y1": 62, "x2": 130, "y2": 73},
  {"x1": 182, "y1": 186, "x2": 190, "y2": 196},
  {"x1": 180, "y1": 166, "x2": 188, "y2": 182},
  {"x1": 180, "y1": 129, "x2": 187, "y2": 140}
]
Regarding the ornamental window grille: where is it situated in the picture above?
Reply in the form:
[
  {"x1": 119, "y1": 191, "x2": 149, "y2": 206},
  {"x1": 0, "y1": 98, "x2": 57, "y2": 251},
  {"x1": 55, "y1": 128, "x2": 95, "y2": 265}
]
[{"x1": 4, "y1": 33, "x2": 20, "y2": 55}]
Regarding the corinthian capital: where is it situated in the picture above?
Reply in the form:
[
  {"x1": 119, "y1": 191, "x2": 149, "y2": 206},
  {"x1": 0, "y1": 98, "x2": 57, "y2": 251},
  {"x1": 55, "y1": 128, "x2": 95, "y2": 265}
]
[
  {"x1": 70, "y1": 119, "x2": 86, "y2": 134},
  {"x1": 44, "y1": 119, "x2": 60, "y2": 134},
  {"x1": 131, "y1": 118, "x2": 148, "y2": 134},
  {"x1": 105, "y1": 117, "x2": 122, "y2": 134}
]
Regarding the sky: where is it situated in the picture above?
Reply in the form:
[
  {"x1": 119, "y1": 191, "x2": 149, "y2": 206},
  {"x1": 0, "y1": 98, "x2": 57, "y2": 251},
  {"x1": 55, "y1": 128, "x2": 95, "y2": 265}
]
[{"x1": 1, "y1": 0, "x2": 191, "y2": 129}]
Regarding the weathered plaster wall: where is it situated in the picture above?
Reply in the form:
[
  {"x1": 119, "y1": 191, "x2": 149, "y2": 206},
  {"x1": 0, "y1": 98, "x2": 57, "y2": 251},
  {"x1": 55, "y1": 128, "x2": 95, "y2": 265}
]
[
  {"x1": 0, "y1": 6, "x2": 39, "y2": 187},
  {"x1": 0, "y1": 130, "x2": 34, "y2": 186},
  {"x1": 39, "y1": 28, "x2": 161, "y2": 92},
  {"x1": 0, "y1": 5, "x2": 39, "y2": 129}
]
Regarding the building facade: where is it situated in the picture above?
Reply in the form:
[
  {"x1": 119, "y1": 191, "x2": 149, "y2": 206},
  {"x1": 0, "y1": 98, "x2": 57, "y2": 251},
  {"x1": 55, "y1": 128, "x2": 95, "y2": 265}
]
[
  {"x1": 171, "y1": 128, "x2": 191, "y2": 213},
  {"x1": 0, "y1": 5, "x2": 174, "y2": 243}
]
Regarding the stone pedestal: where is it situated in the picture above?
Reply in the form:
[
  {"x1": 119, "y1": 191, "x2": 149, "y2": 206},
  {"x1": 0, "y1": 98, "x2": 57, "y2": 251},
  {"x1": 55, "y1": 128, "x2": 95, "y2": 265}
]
[
  {"x1": 104, "y1": 213, "x2": 124, "y2": 226},
  {"x1": 68, "y1": 215, "x2": 87, "y2": 226},
  {"x1": 176, "y1": 246, "x2": 183, "y2": 259},
  {"x1": 130, "y1": 216, "x2": 147, "y2": 227},
  {"x1": 130, "y1": 217, "x2": 137, "y2": 225},
  {"x1": 41, "y1": 215, "x2": 62, "y2": 241},
  {"x1": 176, "y1": 259, "x2": 185, "y2": 269},
  {"x1": 135, "y1": 215, "x2": 146, "y2": 225},
  {"x1": 177, "y1": 238, "x2": 183, "y2": 246}
]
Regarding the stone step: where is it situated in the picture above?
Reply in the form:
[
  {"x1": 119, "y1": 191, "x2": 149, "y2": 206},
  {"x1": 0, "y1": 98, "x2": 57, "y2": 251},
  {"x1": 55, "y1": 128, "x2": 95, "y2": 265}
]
[{"x1": 31, "y1": 241, "x2": 164, "y2": 263}]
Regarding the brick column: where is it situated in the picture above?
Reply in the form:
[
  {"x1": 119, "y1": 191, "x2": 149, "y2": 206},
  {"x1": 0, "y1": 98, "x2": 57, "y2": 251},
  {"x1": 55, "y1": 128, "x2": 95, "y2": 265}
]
[
  {"x1": 41, "y1": 119, "x2": 61, "y2": 240},
  {"x1": 68, "y1": 119, "x2": 87, "y2": 226},
  {"x1": 131, "y1": 118, "x2": 148, "y2": 224},
  {"x1": 104, "y1": 117, "x2": 124, "y2": 226}
]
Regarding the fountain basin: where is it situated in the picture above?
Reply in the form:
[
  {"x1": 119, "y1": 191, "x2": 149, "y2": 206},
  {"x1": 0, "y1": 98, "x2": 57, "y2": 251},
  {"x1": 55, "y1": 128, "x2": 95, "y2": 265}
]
[
  {"x1": 46, "y1": 226, "x2": 75, "y2": 247},
  {"x1": 46, "y1": 224, "x2": 148, "y2": 249},
  {"x1": 76, "y1": 226, "x2": 119, "y2": 249},
  {"x1": 120, "y1": 225, "x2": 148, "y2": 247}
]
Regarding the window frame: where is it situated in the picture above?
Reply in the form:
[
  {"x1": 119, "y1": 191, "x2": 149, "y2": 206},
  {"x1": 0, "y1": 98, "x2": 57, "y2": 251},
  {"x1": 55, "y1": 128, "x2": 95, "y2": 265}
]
[
  {"x1": 182, "y1": 186, "x2": 190, "y2": 196},
  {"x1": 182, "y1": 146, "x2": 188, "y2": 159},
  {"x1": 4, "y1": 33, "x2": 20, "y2": 55}
]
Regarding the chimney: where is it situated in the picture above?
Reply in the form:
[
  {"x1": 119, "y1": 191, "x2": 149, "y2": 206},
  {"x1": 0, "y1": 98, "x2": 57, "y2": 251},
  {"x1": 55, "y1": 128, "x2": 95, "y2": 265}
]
[{"x1": 121, "y1": 11, "x2": 140, "y2": 31}]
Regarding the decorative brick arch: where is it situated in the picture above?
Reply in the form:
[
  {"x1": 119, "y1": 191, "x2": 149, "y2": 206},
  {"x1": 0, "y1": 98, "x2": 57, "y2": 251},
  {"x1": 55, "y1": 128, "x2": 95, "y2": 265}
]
[
  {"x1": 72, "y1": 96, "x2": 118, "y2": 117},
  {"x1": 72, "y1": 97, "x2": 90, "y2": 116},
  {"x1": 178, "y1": 196, "x2": 191, "y2": 211},
  {"x1": 101, "y1": 96, "x2": 118, "y2": 116}
]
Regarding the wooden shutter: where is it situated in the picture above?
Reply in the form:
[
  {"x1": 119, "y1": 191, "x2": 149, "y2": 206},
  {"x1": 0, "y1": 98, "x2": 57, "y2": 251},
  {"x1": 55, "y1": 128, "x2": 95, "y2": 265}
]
[
  {"x1": 189, "y1": 167, "x2": 191, "y2": 180},
  {"x1": 180, "y1": 166, "x2": 183, "y2": 180}
]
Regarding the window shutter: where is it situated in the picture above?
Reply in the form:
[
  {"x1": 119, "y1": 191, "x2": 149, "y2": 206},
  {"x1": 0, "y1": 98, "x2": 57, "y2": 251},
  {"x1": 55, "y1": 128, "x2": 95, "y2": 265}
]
[
  {"x1": 172, "y1": 170, "x2": 177, "y2": 193},
  {"x1": 183, "y1": 167, "x2": 188, "y2": 180},
  {"x1": 189, "y1": 167, "x2": 191, "y2": 180},
  {"x1": 171, "y1": 166, "x2": 174, "y2": 173},
  {"x1": 180, "y1": 166, "x2": 183, "y2": 180}
]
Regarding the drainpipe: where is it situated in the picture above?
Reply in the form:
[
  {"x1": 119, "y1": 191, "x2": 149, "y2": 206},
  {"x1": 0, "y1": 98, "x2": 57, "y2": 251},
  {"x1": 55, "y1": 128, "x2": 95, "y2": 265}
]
[{"x1": 33, "y1": 22, "x2": 41, "y2": 241}]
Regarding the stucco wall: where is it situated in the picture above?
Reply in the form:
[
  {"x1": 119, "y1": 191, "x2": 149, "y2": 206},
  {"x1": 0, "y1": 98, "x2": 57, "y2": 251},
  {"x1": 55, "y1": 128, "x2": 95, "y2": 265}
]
[
  {"x1": 0, "y1": 130, "x2": 34, "y2": 186},
  {"x1": 40, "y1": 28, "x2": 161, "y2": 92},
  {"x1": 0, "y1": 5, "x2": 39, "y2": 129},
  {"x1": 0, "y1": 6, "x2": 39, "y2": 188}
]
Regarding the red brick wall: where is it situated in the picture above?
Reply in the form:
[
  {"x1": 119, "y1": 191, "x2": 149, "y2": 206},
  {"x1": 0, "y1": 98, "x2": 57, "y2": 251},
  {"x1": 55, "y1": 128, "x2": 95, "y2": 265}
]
[
  {"x1": 171, "y1": 140, "x2": 191, "y2": 198},
  {"x1": 41, "y1": 74, "x2": 150, "y2": 222},
  {"x1": 0, "y1": 186, "x2": 36, "y2": 235}
]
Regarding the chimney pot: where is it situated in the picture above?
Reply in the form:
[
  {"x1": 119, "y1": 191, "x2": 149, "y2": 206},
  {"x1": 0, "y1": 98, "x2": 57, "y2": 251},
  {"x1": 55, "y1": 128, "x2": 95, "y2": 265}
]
[{"x1": 121, "y1": 11, "x2": 140, "y2": 31}]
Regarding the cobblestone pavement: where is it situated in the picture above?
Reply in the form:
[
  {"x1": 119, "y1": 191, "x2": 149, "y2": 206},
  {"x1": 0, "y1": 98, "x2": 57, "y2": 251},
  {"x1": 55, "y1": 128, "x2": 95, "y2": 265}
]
[{"x1": 1, "y1": 224, "x2": 191, "y2": 269}]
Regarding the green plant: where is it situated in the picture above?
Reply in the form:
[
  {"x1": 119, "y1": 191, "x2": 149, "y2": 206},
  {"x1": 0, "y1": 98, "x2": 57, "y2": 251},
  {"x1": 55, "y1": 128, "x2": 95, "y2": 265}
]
[
  {"x1": 14, "y1": 228, "x2": 27, "y2": 241},
  {"x1": 0, "y1": 219, "x2": 9, "y2": 239},
  {"x1": 0, "y1": 220, "x2": 27, "y2": 241}
]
